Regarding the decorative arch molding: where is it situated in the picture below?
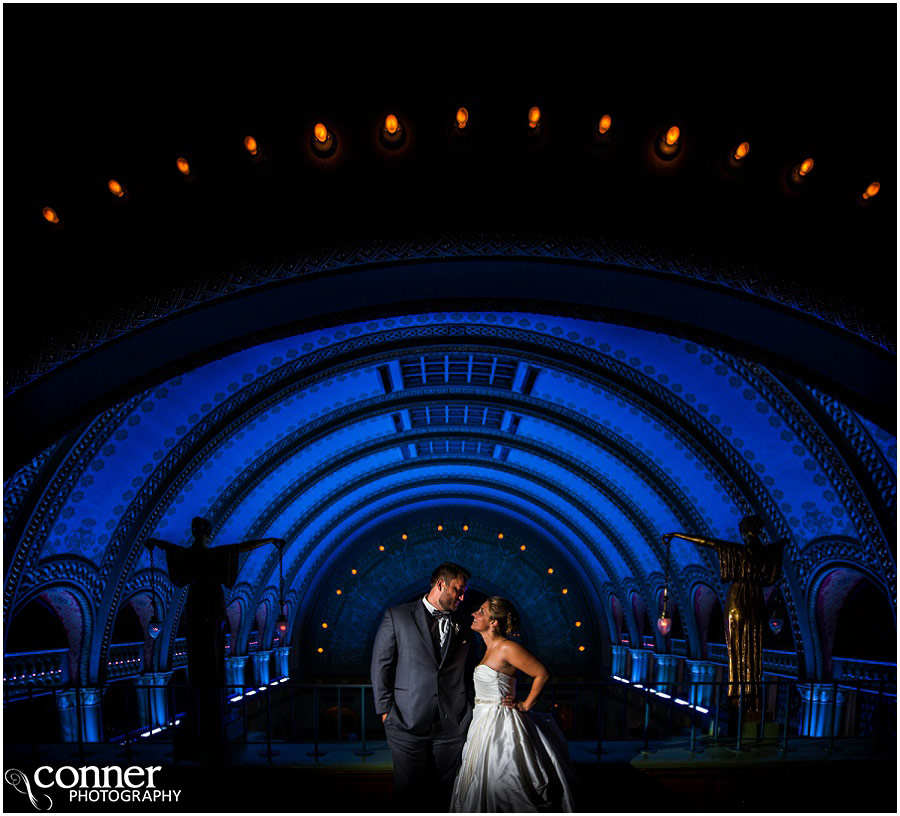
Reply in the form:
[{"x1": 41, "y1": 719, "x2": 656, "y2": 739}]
[{"x1": 805, "y1": 543, "x2": 895, "y2": 679}]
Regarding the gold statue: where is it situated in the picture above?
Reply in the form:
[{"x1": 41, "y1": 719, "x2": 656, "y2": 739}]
[{"x1": 663, "y1": 515, "x2": 785, "y2": 711}]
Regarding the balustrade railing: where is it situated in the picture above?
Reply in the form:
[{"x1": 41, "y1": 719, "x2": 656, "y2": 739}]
[
  {"x1": 4, "y1": 649, "x2": 67, "y2": 692},
  {"x1": 106, "y1": 642, "x2": 143, "y2": 679},
  {"x1": 832, "y1": 656, "x2": 896, "y2": 691}
]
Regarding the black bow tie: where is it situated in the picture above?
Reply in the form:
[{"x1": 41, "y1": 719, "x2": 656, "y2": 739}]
[{"x1": 431, "y1": 610, "x2": 451, "y2": 619}]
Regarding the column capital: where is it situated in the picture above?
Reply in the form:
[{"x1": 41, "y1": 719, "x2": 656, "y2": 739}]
[
  {"x1": 56, "y1": 687, "x2": 103, "y2": 709},
  {"x1": 250, "y1": 650, "x2": 273, "y2": 664},
  {"x1": 135, "y1": 671, "x2": 173, "y2": 685},
  {"x1": 225, "y1": 654, "x2": 248, "y2": 667}
]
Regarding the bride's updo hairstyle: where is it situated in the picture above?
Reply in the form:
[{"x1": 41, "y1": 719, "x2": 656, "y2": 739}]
[{"x1": 487, "y1": 597, "x2": 519, "y2": 637}]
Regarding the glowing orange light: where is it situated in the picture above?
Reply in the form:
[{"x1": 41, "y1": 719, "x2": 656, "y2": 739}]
[
  {"x1": 314, "y1": 123, "x2": 328, "y2": 143},
  {"x1": 548, "y1": 568, "x2": 554, "y2": 574},
  {"x1": 108, "y1": 179, "x2": 125, "y2": 197},
  {"x1": 519, "y1": 544, "x2": 526, "y2": 551},
  {"x1": 578, "y1": 645, "x2": 586, "y2": 652},
  {"x1": 598, "y1": 114, "x2": 612, "y2": 134},
  {"x1": 575, "y1": 621, "x2": 582, "y2": 627},
  {"x1": 665, "y1": 126, "x2": 680, "y2": 146},
  {"x1": 401, "y1": 533, "x2": 408, "y2": 540},
  {"x1": 799, "y1": 158, "x2": 814, "y2": 176},
  {"x1": 378, "y1": 545, "x2": 385, "y2": 551},
  {"x1": 244, "y1": 136, "x2": 258, "y2": 155},
  {"x1": 437, "y1": 525, "x2": 443, "y2": 532},
  {"x1": 385, "y1": 114, "x2": 399, "y2": 135},
  {"x1": 528, "y1": 106, "x2": 541, "y2": 128},
  {"x1": 42, "y1": 207, "x2": 59, "y2": 224},
  {"x1": 456, "y1": 107, "x2": 468, "y2": 129},
  {"x1": 863, "y1": 181, "x2": 880, "y2": 200},
  {"x1": 317, "y1": 647, "x2": 324, "y2": 653},
  {"x1": 336, "y1": 589, "x2": 342, "y2": 595},
  {"x1": 734, "y1": 141, "x2": 750, "y2": 160},
  {"x1": 463, "y1": 525, "x2": 469, "y2": 532},
  {"x1": 351, "y1": 569, "x2": 358, "y2": 575},
  {"x1": 321, "y1": 622, "x2": 328, "y2": 629},
  {"x1": 498, "y1": 533, "x2": 504, "y2": 540},
  {"x1": 562, "y1": 588, "x2": 568, "y2": 595},
  {"x1": 176, "y1": 157, "x2": 190, "y2": 175}
]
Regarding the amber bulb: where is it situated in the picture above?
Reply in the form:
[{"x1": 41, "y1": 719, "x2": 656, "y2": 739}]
[
  {"x1": 578, "y1": 646, "x2": 586, "y2": 652},
  {"x1": 42, "y1": 207, "x2": 60, "y2": 224},
  {"x1": 336, "y1": 589, "x2": 342, "y2": 595},
  {"x1": 401, "y1": 533, "x2": 408, "y2": 540},
  {"x1": 665, "y1": 126, "x2": 680, "y2": 146},
  {"x1": 314, "y1": 123, "x2": 328, "y2": 143},
  {"x1": 108, "y1": 179, "x2": 125, "y2": 198},
  {"x1": 456, "y1": 107, "x2": 468, "y2": 129},
  {"x1": 498, "y1": 533, "x2": 504, "y2": 540},
  {"x1": 798, "y1": 158, "x2": 814, "y2": 176},
  {"x1": 528, "y1": 106, "x2": 541, "y2": 128},
  {"x1": 862, "y1": 181, "x2": 880, "y2": 200},
  {"x1": 321, "y1": 622, "x2": 328, "y2": 629},
  {"x1": 562, "y1": 588, "x2": 568, "y2": 595},
  {"x1": 462, "y1": 524, "x2": 469, "y2": 532},
  {"x1": 244, "y1": 136, "x2": 258, "y2": 155},
  {"x1": 176, "y1": 157, "x2": 190, "y2": 175},
  {"x1": 317, "y1": 647, "x2": 324, "y2": 653},
  {"x1": 734, "y1": 141, "x2": 750, "y2": 161},
  {"x1": 598, "y1": 114, "x2": 612, "y2": 134},
  {"x1": 437, "y1": 525, "x2": 443, "y2": 532},
  {"x1": 548, "y1": 568, "x2": 554, "y2": 574},
  {"x1": 378, "y1": 545, "x2": 385, "y2": 551},
  {"x1": 519, "y1": 544, "x2": 525, "y2": 551},
  {"x1": 351, "y1": 569, "x2": 358, "y2": 575},
  {"x1": 575, "y1": 621, "x2": 582, "y2": 627},
  {"x1": 385, "y1": 114, "x2": 399, "y2": 134}
]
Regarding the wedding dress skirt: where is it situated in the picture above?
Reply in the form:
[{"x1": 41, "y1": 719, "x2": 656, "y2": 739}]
[{"x1": 450, "y1": 665, "x2": 576, "y2": 812}]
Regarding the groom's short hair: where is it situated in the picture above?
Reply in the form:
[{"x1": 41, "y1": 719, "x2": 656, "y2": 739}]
[{"x1": 430, "y1": 562, "x2": 470, "y2": 588}]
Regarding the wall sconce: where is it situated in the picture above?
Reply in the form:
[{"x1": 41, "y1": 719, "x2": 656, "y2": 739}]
[
  {"x1": 592, "y1": 113, "x2": 613, "y2": 149},
  {"x1": 656, "y1": 125, "x2": 681, "y2": 158},
  {"x1": 176, "y1": 157, "x2": 191, "y2": 176},
  {"x1": 42, "y1": 206, "x2": 60, "y2": 225},
  {"x1": 311, "y1": 122, "x2": 337, "y2": 157},
  {"x1": 108, "y1": 179, "x2": 126, "y2": 198},
  {"x1": 456, "y1": 107, "x2": 469, "y2": 130},
  {"x1": 380, "y1": 113, "x2": 405, "y2": 149},
  {"x1": 244, "y1": 136, "x2": 259, "y2": 156},
  {"x1": 528, "y1": 106, "x2": 542, "y2": 130},
  {"x1": 598, "y1": 114, "x2": 612, "y2": 135}
]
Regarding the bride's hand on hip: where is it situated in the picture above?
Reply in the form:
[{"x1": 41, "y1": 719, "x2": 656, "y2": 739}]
[{"x1": 501, "y1": 692, "x2": 526, "y2": 710}]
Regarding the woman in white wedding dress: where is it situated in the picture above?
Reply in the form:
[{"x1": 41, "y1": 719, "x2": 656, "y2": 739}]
[{"x1": 450, "y1": 597, "x2": 577, "y2": 812}]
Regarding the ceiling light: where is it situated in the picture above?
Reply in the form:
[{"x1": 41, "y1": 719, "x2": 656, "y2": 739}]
[
  {"x1": 176, "y1": 157, "x2": 190, "y2": 176},
  {"x1": 42, "y1": 207, "x2": 60, "y2": 224},
  {"x1": 244, "y1": 136, "x2": 258, "y2": 155},
  {"x1": 108, "y1": 179, "x2": 125, "y2": 198},
  {"x1": 862, "y1": 181, "x2": 880, "y2": 200},
  {"x1": 456, "y1": 107, "x2": 468, "y2": 129},
  {"x1": 656, "y1": 125, "x2": 682, "y2": 158},
  {"x1": 380, "y1": 114, "x2": 405, "y2": 149},
  {"x1": 528, "y1": 106, "x2": 541, "y2": 129},
  {"x1": 733, "y1": 141, "x2": 750, "y2": 161},
  {"x1": 312, "y1": 122, "x2": 336, "y2": 156},
  {"x1": 598, "y1": 114, "x2": 612, "y2": 135}
]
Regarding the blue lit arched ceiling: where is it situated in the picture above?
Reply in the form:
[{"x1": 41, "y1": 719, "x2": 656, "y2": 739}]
[{"x1": 6, "y1": 301, "x2": 895, "y2": 681}]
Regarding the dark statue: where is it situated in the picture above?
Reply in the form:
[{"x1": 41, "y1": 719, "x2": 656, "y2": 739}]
[
  {"x1": 146, "y1": 517, "x2": 284, "y2": 744},
  {"x1": 663, "y1": 515, "x2": 786, "y2": 711}
]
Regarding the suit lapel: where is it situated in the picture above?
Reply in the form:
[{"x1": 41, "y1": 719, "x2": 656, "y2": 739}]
[{"x1": 411, "y1": 602, "x2": 439, "y2": 666}]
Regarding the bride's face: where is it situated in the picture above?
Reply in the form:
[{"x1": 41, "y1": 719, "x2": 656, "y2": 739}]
[{"x1": 471, "y1": 602, "x2": 495, "y2": 633}]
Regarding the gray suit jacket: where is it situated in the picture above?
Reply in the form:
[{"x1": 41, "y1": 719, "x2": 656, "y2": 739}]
[{"x1": 371, "y1": 599, "x2": 476, "y2": 737}]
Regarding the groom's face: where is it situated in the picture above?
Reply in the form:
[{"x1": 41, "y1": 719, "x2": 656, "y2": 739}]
[{"x1": 437, "y1": 577, "x2": 467, "y2": 612}]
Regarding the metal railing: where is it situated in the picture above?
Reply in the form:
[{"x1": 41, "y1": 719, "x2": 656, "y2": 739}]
[{"x1": 4, "y1": 675, "x2": 895, "y2": 765}]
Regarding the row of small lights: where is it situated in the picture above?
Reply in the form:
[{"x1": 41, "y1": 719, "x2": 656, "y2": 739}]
[
  {"x1": 38, "y1": 107, "x2": 882, "y2": 227},
  {"x1": 316, "y1": 523, "x2": 587, "y2": 654},
  {"x1": 4, "y1": 668, "x2": 64, "y2": 682},
  {"x1": 610, "y1": 674, "x2": 709, "y2": 714},
  {"x1": 227, "y1": 676, "x2": 290, "y2": 703}
]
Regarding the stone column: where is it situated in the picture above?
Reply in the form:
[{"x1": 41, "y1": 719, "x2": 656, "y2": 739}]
[
  {"x1": 654, "y1": 654, "x2": 681, "y2": 694},
  {"x1": 56, "y1": 688, "x2": 104, "y2": 742},
  {"x1": 251, "y1": 650, "x2": 272, "y2": 686},
  {"x1": 134, "y1": 672, "x2": 172, "y2": 729},
  {"x1": 685, "y1": 660, "x2": 719, "y2": 708},
  {"x1": 273, "y1": 646, "x2": 291, "y2": 679},
  {"x1": 610, "y1": 645, "x2": 628, "y2": 677},
  {"x1": 798, "y1": 683, "x2": 848, "y2": 737},
  {"x1": 628, "y1": 649, "x2": 652, "y2": 685},
  {"x1": 224, "y1": 655, "x2": 248, "y2": 694}
]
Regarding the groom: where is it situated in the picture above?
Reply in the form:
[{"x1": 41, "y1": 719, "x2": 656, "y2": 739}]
[{"x1": 371, "y1": 562, "x2": 477, "y2": 810}]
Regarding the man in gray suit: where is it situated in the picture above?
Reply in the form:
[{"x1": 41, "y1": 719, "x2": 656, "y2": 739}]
[{"x1": 371, "y1": 562, "x2": 477, "y2": 810}]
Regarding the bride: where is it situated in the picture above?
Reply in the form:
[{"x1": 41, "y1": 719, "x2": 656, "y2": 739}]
[{"x1": 450, "y1": 597, "x2": 577, "y2": 812}]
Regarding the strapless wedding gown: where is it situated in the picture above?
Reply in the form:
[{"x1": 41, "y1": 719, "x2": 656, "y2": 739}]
[{"x1": 450, "y1": 665, "x2": 576, "y2": 812}]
